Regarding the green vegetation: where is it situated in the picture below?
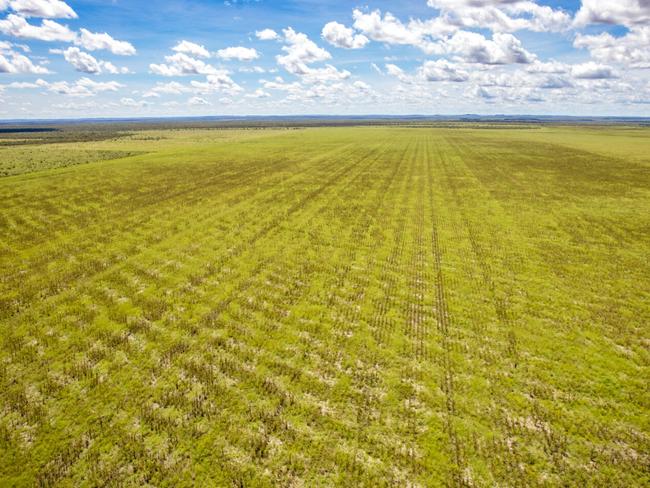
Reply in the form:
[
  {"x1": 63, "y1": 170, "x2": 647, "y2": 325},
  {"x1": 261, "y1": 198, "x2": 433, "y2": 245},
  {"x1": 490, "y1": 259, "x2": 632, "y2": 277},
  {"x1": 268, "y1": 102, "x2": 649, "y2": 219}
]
[{"x1": 1, "y1": 125, "x2": 648, "y2": 486}]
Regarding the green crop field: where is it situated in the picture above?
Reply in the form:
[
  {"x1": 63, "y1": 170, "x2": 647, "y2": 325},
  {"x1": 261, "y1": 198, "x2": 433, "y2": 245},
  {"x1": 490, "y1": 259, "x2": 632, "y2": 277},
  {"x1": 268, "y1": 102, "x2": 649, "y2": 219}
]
[{"x1": 0, "y1": 124, "x2": 648, "y2": 486}]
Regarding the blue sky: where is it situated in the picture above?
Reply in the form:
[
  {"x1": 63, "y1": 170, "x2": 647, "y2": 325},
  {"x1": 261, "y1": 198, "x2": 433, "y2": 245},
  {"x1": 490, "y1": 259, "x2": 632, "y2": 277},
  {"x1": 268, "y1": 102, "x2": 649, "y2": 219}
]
[{"x1": 1, "y1": 0, "x2": 649, "y2": 118}]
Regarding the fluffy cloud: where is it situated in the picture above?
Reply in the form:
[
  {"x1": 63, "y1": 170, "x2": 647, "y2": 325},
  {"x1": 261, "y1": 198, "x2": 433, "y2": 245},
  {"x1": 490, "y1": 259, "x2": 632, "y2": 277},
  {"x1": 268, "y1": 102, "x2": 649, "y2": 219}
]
[
  {"x1": 190, "y1": 72, "x2": 242, "y2": 95},
  {"x1": 0, "y1": 15, "x2": 135, "y2": 56},
  {"x1": 239, "y1": 65, "x2": 266, "y2": 73},
  {"x1": 245, "y1": 88, "x2": 271, "y2": 98},
  {"x1": 39, "y1": 77, "x2": 124, "y2": 97},
  {"x1": 463, "y1": 80, "x2": 550, "y2": 104},
  {"x1": 0, "y1": 80, "x2": 43, "y2": 88},
  {"x1": 150, "y1": 53, "x2": 220, "y2": 76},
  {"x1": 101, "y1": 61, "x2": 128, "y2": 75},
  {"x1": 427, "y1": 0, "x2": 571, "y2": 33},
  {"x1": 352, "y1": 9, "x2": 452, "y2": 54},
  {"x1": 574, "y1": 27, "x2": 650, "y2": 68},
  {"x1": 120, "y1": 97, "x2": 149, "y2": 108},
  {"x1": 75, "y1": 28, "x2": 136, "y2": 55},
  {"x1": 380, "y1": 56, "x2": 624, "y2": 105},
  {"x1": 216, "y1": 46, "x2": 259, "y2": 61},
  {"x1": 62, "y1": 77, "x2": 124, "y2": 94},
  {"x1": 276, "y1": 27, "x2": 331, "y2": 75},
  {"x1": 0, "y1": 49, "x2": 49, "y2": 73},
  {"x1": 385, "y1": 64, "x2": 411, "y2": 83},
  {"x1": 472, "y1": 85, "x2": 496, "y2": 100},
  {"x1": 353, "y1": 9, "x2": 414, "y2": 46},
  {"x1": 261, "y1": 77, "x2": 302, "y2": 92},
  {"x1": 143, "y1": 81, "x2": 193, "y2": 97},
  {"x1": 145, "y1": 69, "x2": 242, "y2": 98},
  {"x1": 321, "y1": 21, "x2": 368, "y2": 49},
  {"x1": 49, "y1": 101, "x2": 101, "y2": 110},
  {"x1": 473, "y1": 70, "x2": 523, "y2": 88},
  {"x1": 538, "y1": 75, "x2": 573, "y2": 89},
  {"x1": 300, "y1": 64, "x2": 351, "y2": 84},
  {"x1": 353, "y1": 80, "x2": 371, "y2": 91},
  {"x1": 526, "y1": 60, "x2": 569, "y2": 74},
  {"x1": 58, "y1": 47, "x2": 128, "y2": 74},
  {"x1": 443, "y1": 31, "x2": 536, "y2": 64},
  {"x1": 188, "y1": 96, "x2": 210, "y2": 106},
  {"x1": 60, "y1": 46, "x2": 101, "y2": 73},
  {"x1": 1, "y1": 0, "x2": 77, "y2": 18},
  {"x1": 571, "y1": 61, "x2": 618, "y2": 80},
  {"x1": 342, "y1": 4, "x2": 569, "y2": 55},
  {"x1": 0, "y1": 13, "x2": 75, "y2": 41},
  {"x1": 255, "y1": 28, "x2": 278, "y2": 41},
  {"x1": 275, "y1": 28, "x2": 350, "y2": 83},
  {"x1": 418, "y1": 59, "x2": 469, "y2": 82},
  {"x1": 574, "y1": 0, "x2": 650, "y2": 28},
  {"x1": 262, "y1": 77, "x2": 379, "y2": 106},
  {"x1": 172, "y1": 40, "x2": 210, "y2": 58}
]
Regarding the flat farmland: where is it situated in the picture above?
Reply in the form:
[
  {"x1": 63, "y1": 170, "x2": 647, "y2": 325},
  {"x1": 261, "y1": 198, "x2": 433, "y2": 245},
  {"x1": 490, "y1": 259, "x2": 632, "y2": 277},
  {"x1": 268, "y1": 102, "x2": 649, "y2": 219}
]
[{"x1": 0, "y1": 125, "x2": 648, "y2": 486}]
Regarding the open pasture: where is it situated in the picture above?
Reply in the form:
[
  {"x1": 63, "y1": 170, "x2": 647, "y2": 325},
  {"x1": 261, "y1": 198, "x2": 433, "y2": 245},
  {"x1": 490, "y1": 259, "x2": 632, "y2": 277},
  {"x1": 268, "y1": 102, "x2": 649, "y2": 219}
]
[{"x1": 0, "y1": 125, "x2": 648, "y2": 486}]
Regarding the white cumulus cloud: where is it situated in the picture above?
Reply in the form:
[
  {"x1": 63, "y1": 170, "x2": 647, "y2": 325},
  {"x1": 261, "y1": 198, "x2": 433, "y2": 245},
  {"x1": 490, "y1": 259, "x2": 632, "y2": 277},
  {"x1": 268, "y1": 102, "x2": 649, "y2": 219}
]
[
  {"x1": 526, "y1": 60, "x2": 569, "y2": 74},
  {"x1": 2, "y1": 0, "x2": 77, "y2": 18},
  {"x1": 574, "y1": 0, "x2": 650, "y2": 28},
  {"x1": 172, "y1": 40, "x2": 210, "y2": 58},
  {"x1": 190, "y1": 72, "x2": 242, "y2": 95},
  {"x1": 276, "y1": 27, "x2": 330, "y2": 74},
  {"x1": 59, "y1": 46, "x2": 129, "y2": 74},
  {"x1": 419, "y1": 59, "x2": 469, "y2": 82},
  {"x1": 0, "y1": 13, "x2": 75, "y2": 41},
  {"x1": 321, "y1": 21, "x2": 368, "y2": 49},
  {"x1": 571, "y1": 61, "x2": 618, "y2": 80},
  {"x1": 275, "y1": 28, "x2": 351, "y2": 84},
  {"x1": 188, "y1": 96, "x2": 211, "y2": 106},
  {"x1": 120, "y1": 97, "x2": 149, "y2": 108},
  {"x1": 216, "y1": 46, "x2": 259, "y2": 61},
  {"x1": 75, "y1": 28, "x2": 136, "y2": 55},
  {"x1": 143, "y1": 81, "x2": 192, "y2": 97},
  {"x1": 352, "y1": 9, "x2": 452, "y2": 54},
  {"x1": 442, "y1": 31, "x2": 536, "y2": 64},
  {"x1": 0, "y1": 15, "x2": 136, "y2": 57},
  {"x1": 247, "y1": 88, "x2": 271, "y2": 98},
  {"x1": 574, "y1": 27, "x2": 650, "y2": 68},
  {"x1": 150, "y1": 52, "x2": 220, "y2": 76},
  {"x1": 39, "y1": 77, "x2": 124, "y2": 97},
  {"x1": 0, "y1": 49, "x2": 49, "y2": 73},
  {"x1": 385, "y1": 63, "x2": 411, "y2": 83},
  {"x1": 427, "y1": 0, "x2": 571, "y2": 33},
  {"x1": 61, "y1": 46, "x2": 101, "y2": 73},
  {"x1": 255, "y1": 28, "x2": 278, "y2": 41}
]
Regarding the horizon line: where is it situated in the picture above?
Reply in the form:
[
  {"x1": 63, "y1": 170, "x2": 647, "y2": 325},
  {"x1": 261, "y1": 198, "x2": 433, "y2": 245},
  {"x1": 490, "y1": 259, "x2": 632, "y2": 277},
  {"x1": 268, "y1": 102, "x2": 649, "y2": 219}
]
[{"x1": 1, "y1": 114, "x2": 650, "y2": 124}]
